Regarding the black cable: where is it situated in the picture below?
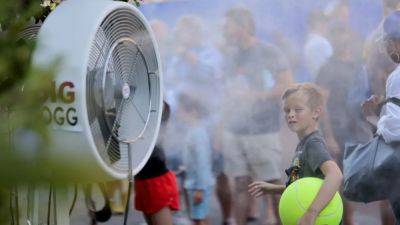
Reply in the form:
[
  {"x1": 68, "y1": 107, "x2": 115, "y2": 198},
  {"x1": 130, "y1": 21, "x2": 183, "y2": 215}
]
[
  {"x1": 53, "y1": 188, "x2": 57, "y2": 225},
  {"x1": 47, "y1": 185, "x2": 52, "y2": 225},
  {"x1": 69, "y1": 184, "x2": 78, "y2": 215},
  {"x1": 15, "y1": 186, "x2": 19, "y2": 225},
  {"x1": 9, "y1": 189, "x2": 15, "y2": 225},
  {"x1": 122, "y1": 181, "x2": 132, "y2": 225},
  {"x1": 7, "y1": 107, "x2": 14, "y2": 225}
]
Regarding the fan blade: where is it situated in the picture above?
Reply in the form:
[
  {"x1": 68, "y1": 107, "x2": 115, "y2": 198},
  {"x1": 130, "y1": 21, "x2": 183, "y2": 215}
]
[{"x1": 118, "y1": 98, "x2": 146, "y2": 141}]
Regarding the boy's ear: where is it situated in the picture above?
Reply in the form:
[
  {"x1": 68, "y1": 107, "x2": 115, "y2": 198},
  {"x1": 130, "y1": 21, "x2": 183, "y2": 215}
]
[{"x1": 312, "y1": 106, "x2": 322, "y2": 120}]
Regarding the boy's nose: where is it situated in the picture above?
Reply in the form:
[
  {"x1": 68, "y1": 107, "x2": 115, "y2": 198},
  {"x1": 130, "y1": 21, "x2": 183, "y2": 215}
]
[{"x1": 288, "y1": 111, "x2": 295, "y2": 118}]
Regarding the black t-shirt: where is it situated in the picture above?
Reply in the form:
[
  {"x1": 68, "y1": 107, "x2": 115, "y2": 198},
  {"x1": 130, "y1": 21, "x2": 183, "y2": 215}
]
[
  {"x1": 316, "y1": 57, "x2": 370, "y2": 146},
  {"x1": 286, "y1": 131, "x2": 332, "y2": 186},
  {"x1": 134, "y1": 145, "x2": 169, "y2": 180}
]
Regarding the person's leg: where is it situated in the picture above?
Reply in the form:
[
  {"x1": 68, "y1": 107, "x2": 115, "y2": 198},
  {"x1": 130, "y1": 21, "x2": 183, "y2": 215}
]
[
  {"x1": 246, "y1": 133, "x2": 283, "y2": 225},
  {"x1": 342, "y1": 200, "x2": 356, "y2": 225},
  {"x1": 104, "y1": 181, "x2": 119, "y2": 213},
  {"x1": 271, "y1": 192, "x2": 281, "y2": 225},
  {"x1": 263, "y1": 179, "x2": 281, "y2": 225},
  {"x1": 245, "y1": 175, "x2": 259, "y2": 223},
  {"x1": 380, "y1": 200, "x2": 396, "y2": 225},
  {"x1": 246, "y1": 194, "x2": 258, "y2": 222},
  {"x1": 148, "y1": 207, "x2": 174, "y2": 225},
  {"x1": 263, "y1": 195, "x2": 275, "y2": 225},
  {"x1": 389, "y1": 196, "x2": 400, "y2": 225},
  {"x1": 143, "y1": 214, "x2": 153, "y2": 225},
  {"x1": 221, "y1": 131, "x2": 248, "y2": 225},
  {"x1": 120, "y1": 180, "x2": 129, "y2": 209},
  {"x1": 234, "y1": 176, "x2": 252, "y2": 225},
  {"x1": 193, "y1": 219, "x2": 207, "y2": 225},
  {"x1": 334, "y1": 139, "x2": 355, "y2": 225},
  {"x1": 216, "y1": 172, "x2": 233, "y2": 224},
  {"x1": 189, "y1": 188, "x2": 213, "y2": 225}
]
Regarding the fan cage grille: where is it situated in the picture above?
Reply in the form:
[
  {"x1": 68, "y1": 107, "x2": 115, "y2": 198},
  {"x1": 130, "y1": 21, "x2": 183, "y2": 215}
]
[{"x1": 86, "y1": 7, "x2": 160, "y2": 174}]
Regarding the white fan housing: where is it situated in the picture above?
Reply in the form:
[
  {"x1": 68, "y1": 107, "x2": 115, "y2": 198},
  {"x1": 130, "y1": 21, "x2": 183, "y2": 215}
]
[{"x1": 32, "y1": 0, "x2": 163, "y2": 181}]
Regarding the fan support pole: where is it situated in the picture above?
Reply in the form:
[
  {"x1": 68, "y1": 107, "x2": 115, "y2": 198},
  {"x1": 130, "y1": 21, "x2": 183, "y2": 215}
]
[{"x1": 123, "y1": 143, "x2": 133, "y2": 225}]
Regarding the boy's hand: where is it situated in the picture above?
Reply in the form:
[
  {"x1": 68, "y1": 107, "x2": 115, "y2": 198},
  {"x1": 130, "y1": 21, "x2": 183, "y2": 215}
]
[
  {"x1": 193, "y1": 190, "x2": 204, "y2": 205},
  {"x1": 297, "y1": 210, "x2": 317, "y2": 225},
  {"x1": 248, "y1": 181, "x2": 275, "y2": 197}
]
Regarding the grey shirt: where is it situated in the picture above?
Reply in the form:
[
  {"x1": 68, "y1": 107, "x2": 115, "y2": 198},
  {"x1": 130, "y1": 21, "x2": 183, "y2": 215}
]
[
  {"x1": 286, "y1": 131, "x2": 332, "y2": 186},
  {"x1": 222, "y1": 41, "x2": 289, "y2": 135}
]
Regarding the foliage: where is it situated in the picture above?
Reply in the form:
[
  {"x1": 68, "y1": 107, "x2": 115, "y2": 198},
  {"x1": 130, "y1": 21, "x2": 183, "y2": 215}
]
[
  {"x1": 0, "y1": 0, "x2": 146, "y2": 223},
  {"x1": 0, "y1": 0, "x2": 151, "y2": 182},
  {"x1": 0, "y1": 1, "x2": 53, "y2": 223},
  {"x1": 0, "y1": 0, "x2": 53, "y2": 174}
]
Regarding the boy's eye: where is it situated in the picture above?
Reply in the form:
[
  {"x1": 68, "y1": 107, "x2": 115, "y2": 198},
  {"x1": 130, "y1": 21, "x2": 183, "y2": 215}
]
[{"x1": 295, "y1": 108, "x2": 303, "y2": 112}]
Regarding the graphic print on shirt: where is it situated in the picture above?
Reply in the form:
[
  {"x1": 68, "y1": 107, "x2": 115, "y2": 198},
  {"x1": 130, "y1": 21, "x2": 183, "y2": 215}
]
[{"x1": 285, "y1": 151, "x2": 303, "y2": 186}]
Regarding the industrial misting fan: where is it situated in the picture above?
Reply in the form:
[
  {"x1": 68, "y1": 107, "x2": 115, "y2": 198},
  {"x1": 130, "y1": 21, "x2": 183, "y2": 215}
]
[{"x1": 15, "y1": 0, "x2": 163, "y2": 224}]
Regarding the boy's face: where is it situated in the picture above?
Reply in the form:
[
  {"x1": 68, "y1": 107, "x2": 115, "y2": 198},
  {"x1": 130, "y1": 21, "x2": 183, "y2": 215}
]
[{"x1": 283, "y1": 92, "x2": 320, "y2": 136}]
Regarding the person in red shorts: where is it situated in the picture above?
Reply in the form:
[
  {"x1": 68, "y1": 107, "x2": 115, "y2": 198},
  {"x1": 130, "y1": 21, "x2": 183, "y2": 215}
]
[{"x1": 134, "y1": 101, "x2": 180, "y2": 225}]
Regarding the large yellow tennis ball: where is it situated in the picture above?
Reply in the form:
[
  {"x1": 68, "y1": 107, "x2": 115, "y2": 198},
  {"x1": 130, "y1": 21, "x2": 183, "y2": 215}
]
[{"x1": 279, "y1": 177, "x2": 343, "y2": 225}]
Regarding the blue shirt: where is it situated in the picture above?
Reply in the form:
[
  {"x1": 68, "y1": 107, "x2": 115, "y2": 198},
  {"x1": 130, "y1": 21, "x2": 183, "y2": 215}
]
[{"x1": 183, "y1": 126, "x2": 215, "y2": 190}]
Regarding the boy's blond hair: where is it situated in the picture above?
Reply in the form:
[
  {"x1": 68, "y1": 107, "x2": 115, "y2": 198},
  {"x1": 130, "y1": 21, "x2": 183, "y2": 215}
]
[{"x1": 282, "y1": 83, "x2": 325, "y2": 109}]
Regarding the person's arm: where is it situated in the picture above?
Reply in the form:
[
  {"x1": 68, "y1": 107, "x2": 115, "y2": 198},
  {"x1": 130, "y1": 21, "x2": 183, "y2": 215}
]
[
  {"x1": 312, "y1": 79, "x2": 341, "y2": 160},
  {"x1": 270, "y1": 43, "x2": 294, "y2": 97},
  {"x1": 257, "y1": 45, "x2": 294, "y2": 99},
  {"x1": 377, "y1": 102, "x2": 400, "y2": 143},
  {"x1": 248, "y1": 181, "x2": 286, "y2": 196},
  {"x1": 273, "y1": 69, "x2": 294, "y2": 95},
  {"x1": 319, "y1": 108, "x2": 341, "y2": 160},
  {"x1": 297, "y1": 160, "x2": 343, "y2": 225},
  {"x1": 254, "y1": 69, "x2": 293, "y2": 99},
  {"x1": 361, "y1": 95, "x2": 384, "y2": 129}
]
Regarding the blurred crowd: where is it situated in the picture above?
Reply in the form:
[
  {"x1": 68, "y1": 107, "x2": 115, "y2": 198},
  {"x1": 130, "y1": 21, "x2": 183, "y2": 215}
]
[{"x1": 128, "y1": 0, "x2": 400, "y2": 225}]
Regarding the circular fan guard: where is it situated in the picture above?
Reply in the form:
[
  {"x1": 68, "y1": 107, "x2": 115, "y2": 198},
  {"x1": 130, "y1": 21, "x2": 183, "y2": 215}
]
[
  {"x1": 17, "y1": 24, "x2": 42, "y2": 40},
  {"x1": 86, "y1": 7, "x2": 160, "y2": 175}
]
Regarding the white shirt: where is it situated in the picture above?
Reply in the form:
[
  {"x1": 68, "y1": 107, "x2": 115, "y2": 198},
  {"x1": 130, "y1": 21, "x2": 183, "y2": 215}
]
[
  {"x1": 304, "y1": 33, "x2": 333, "y2": 78},
  {"x1": 377, "y1": 65, "x2": 400, "y2": 143}
]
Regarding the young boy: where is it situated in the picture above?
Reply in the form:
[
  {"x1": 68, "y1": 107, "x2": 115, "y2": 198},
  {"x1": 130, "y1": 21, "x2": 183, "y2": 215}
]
[
  {"x1": 248, "y1": 83, "x2": 343, "y2": 225},
  {"x1": 179, "y1": 93, "x2": 215, "y2": 225}
]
